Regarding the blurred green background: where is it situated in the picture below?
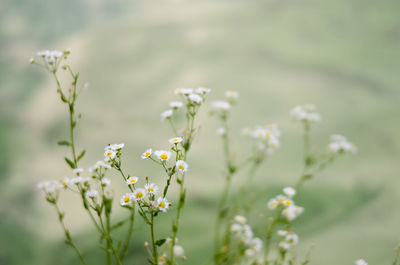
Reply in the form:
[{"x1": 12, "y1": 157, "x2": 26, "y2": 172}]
[{"x1": 1, "y1": 0, "x2": 400, "y2": 264}]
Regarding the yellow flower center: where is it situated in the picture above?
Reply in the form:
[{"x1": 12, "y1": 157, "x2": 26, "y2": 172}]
[
  {"x1": 159, "y1": 201, "x2": 166, "y2": 208},
  {"x1": 123, "y1": 196, "x2": 130, "y2": 203},
  {"x1": 145, "y1": 152, "x2": 150, "y2": 157},
  {"x1": 177, "y1": 89, "x2": 182, "y2": 94},
  {"x1": 160, "y1": 154, "x2": 168, "y2": 160},
  {"x1": 62, "y1": 181, "x2": 67, "y2": 186},
  {"x1": 130, "y1": 179, "x2": 136, "y2": 183},
  {"x1": 148, "y1": 188, "x2": 154, "y2": 192},
  {"x1": 265, "y1": 131, "x2": 271, "y2": 138},
  {"x1": 285, "y1": 200, "x2": 292, "y2": 206},
  {"x1": 179, "y1": 165, "x2": 185, "y2": 171},
  {"x1": 106, "y1": 152, "x2": 112, "y2": 157},
  {"x1": 136, "y1": 192, "x2": 143, "y2": 198}
]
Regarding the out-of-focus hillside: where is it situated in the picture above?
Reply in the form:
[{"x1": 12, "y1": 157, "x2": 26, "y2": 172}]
[{"x1": 1, "y1": 0, "x2": 400, "y2": 265}]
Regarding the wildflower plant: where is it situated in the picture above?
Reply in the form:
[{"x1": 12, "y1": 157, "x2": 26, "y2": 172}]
[
  {"x1": 32, "y1": 51, "x2": 398, "y2": 265},
  {"x1": 32, "y1": 51, "x2": 208, "y2": 265}
]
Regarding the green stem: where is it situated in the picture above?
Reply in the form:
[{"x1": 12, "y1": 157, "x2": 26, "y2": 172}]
[
  {"x1": 150, "y1": 214, "x2": 158, "y2": 264},
  {"x1": 53, "y1": 203, "x2": 87, "y2": 265},
  {"x1": 119, "y1": 205, "x2": 136, "y2": 260}
]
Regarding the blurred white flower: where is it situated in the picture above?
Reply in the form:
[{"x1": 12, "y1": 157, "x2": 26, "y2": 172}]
[
  {"x1": 355, "y1": 259, "x2": 368, "y2": 265},
  {"x1": 283, "y1": 187, "x2": 296, "y2": 198},
  {"x1": 141, "y1": 148, "x2": 152, "y2": 159},
  {"x1": 126, "y1": 176, "x2": 139, "y2": 185},
  {"x1": 328, "y1": 134, "x2": 357, "y2": 154},
  {"x1": 169, "y1": 137, "x2": 183, "y2": 144},
  {"x1": 169, "y1": 101, "x2": 184, "y2": 109},
  {"x1": 161, "y1": 109, "x2": 173, "y2": 121},
  {"x1": 145, "y1": 183, "x2": 159, "y2": 195},
  {"x1": 176, "y1": 160, "x2": 189, "y2": 173}
]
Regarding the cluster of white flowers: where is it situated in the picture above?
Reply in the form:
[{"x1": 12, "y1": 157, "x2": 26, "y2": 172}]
[
  {"x1": 35, "y1": 50, "x2": 63, "y2": 64},
  {"x1": 88, "y1": 160, "x2": 111, "y2": 173},
  {"x1": 242, "y1": 123, "x2": 281, "y2": 154},
  {"x1": 355, "y1": 259, "x2": 368, "y2": 265},
  {"x1": 37, "y1": 181, "x2": 62, "y2": 198},
  {"x1": 230, "y1": 216, "x2": 263, "y2": 257},
  {"x1": 267, "y1": 187, "x2": 304, "y2": 221},
  {"x1": 120, "y1": 181, "x2": 170, "y2": 213},
  {"x1": 328, "y1": 134, "x2": 357, "y2": 154},
  {"x1": 160, "y1": 87, "x2": 211, "y2": 121},
  {"x1": 290, "y1": 104, "x2": 321, "y2": 125},
  {"x1": 277, "y1": 230, "x2": 299, "y2": 251},
  {"x1": 104, "y1": 143, "x2": 124, "y2": 163}
]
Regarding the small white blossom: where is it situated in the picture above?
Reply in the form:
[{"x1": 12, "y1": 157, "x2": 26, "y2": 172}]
[
  {"x1": 285, "y1": 233, "x2": 299, "y2": 245},
  {"x1": 169, "y1": 137, "x2": 183, "y2": 144},
  {"x1": 133, "y1": 188, "x2": 147, "y2": 201},
  {"x1": 283, "y1": 187, "x2": 296, "y2": 198},
  {"x1": 328, "y1": 134, "x2": 357, "y2": 154},
  {"x1": 290, "y1": 104, "x2": 321, "y2": 125},
  {"x1": 176, "y1": 160, "x2": 189, "y2": 173},
  {"x1": 161, "y1": 110, "x2": 173, "y2": 121},
  {"x1": 277, "y1": 230, "x2": 288, "y2": 236},
  {"x1": 216, "y1": 127, "x2": 226, "y2": 136},
  {"x1": 195, "y1": 87, "x2": 211, "y2": 95},
  {"x1": 188, "y1": 93, "x2": 203, "y2": 104},
  {"x1": 154, "y1": 150, "x2": 172, "y2": 162},
  {"x1": 175, "y1": 88, "x2": 193, "y2": 95},
  {"x1": 211, "y1": 101, "x2": 231, "y2": 112},
  {"x1": 157, "y1": 197, "x2": 170, "y2": 212},
  {"x1": 101, "y1": 178, "x2": 111, "y2": 186},
  {"x1": 72, "y1": 168, "x2": 84, "y2": 175},
  {"x1": 141, "y1": 148, "x2": 152, "y2": 159},
  {"x1": 145, "y1": 183, "x2": 159, "y2": 195},
  {"x1": 355, "y1": 259, "x2": 368, "y2": 265},
  {"x1": 225, "y1": 90, "x2": 239, "y2": 101},
  {"x1": 234, "y1": 215, "x2": 247, "y2": 224},
  {"x1": 85, "y1": 190, "x2": 98, "y2": 198},
  {"x1": 104, "y1": 149, "x2": 116, "y2": 162},
  {"x1": 267, "y1": 198, "x2": 278, "y2": 209},
  {"x1": 169, "y1": 101, "x2": 184, "y2": 109},
  {"x1": 126, "y1": 176, "x2": 139, "y2": 185},
  {"x1": 120, "y1": 193, "x2": 133, "y2": 206},
  {"x1": 89, "y1": 160, "x2": 111, "y2": 173},
  {"x1": 173, "y1": 245, "x2": 184, "y2": 257}
]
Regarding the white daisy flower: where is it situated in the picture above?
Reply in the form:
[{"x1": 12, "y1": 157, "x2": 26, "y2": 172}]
[
  {"x1": 72, "y1": 168, "x2": 84, "y2": 175},
  {"x1": 89, "y1": 160, "x2": 111, "y2": 173},
  {"x1": 133, "y1": 188, "x2": 147, "y2": 201},
  {"x1": 290, "y1": 104, "x2": 321, "y2": 124},
  {"x1": 248, "y1": 238, "x2": 263, "y2": 252},
  {"x1": 120, "y1": 193, "x2": 133, "y2": 206},
  {"x1": 106, "y1": 143, "x2": 124, "y2": 150},
  {"x1": 176, "y1": 160, "x2": 189, "y2": 173},
  {"x1": 355, "y1": 259, "x2": 368, "y2": 265},
  {"x1": 234, "y1": 215, "x2": 247, "y2": 224},
  {"x1": 85, "y1": 190, "x2": 98, "y2": 199},
  {"x1": 277, "y1": 230, "x2": 288, "y2": 236},
  {"x1": 161, "y1": 109, "x2": 173, "y2": 121},
  {"x1": 141, "y1": 148, "x2": 152, "y2": 159},
  {"x1": 279, "y1": 242, "x2": 291, "y2": 251},
  {"x1": 211, "y1": 101, "x2": 231, "y2": 112},
  {"x1": 328, "y1": 134, "x2": 357, "y2": 154},
  {"x1": 104, "y1": 149, "x2": 116, "y2": 162},
  {"x1": 282, "y1": 205, "x2": 304, "y2": 221},
  {"x1": 283, "y1": 199, "x2": 294, "y2": 207},
  {"x1": 216, "y1": 127, "x2": 226, "y2": 136},
  {"x1": 283, "y1": 187, "x2": 296, "y2": 198},
  {"x1": 175, "y1": 88, "x2": 193, "y2": 95},
  {"x1": 145, "y1": 183, "x2": 159, "y2": 195},
  {"x1": 230, "y1": 224, "x2": 242, "y2": 233},
  {"x1": 101, "y1": 178, "x2": 111, "y2": 186},
  {"x1": 154, "y1": 150, "x2": 172, "y2": 162},
  {"x1": 276, "y1": 195, "x2": 287, "y2": 205},
  {"x1": 225, "y1": 90, "x2": 239, "y2": 101},
  {"x1": 157, "y1": 197, "x2": 170, "y2": 212},
  {"x1": 188, "y1": 93, "x2": 203, "y2": 104},
  {"x1": 169, "y1": 137, "x2": 183, "y2": 144},
  {"x1": 173, "y1": 245, "x2": 184, "y2": 257},
  {"x1": 195, "y1": 87, "x2": 211, "y2": 95},
  {"x1": 285, "y1": 233, "x2": 299, "y2": 245},
  {"x1": 267, "y1": 198, "x2": 278, "y2": 209},
  {"x1": 60, "y1": 177, "x2": 70, "y2": 187},
  {"x1": 169, "y1": 101, "x2": 184, "y2": 109},
  {"x1": 126, "y1": 176, "x2": 139, "y2": 185}
]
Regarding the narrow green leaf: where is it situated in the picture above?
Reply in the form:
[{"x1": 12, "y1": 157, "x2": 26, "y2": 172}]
[
  {"x1": 57, "y1": 140, "x2": 71, "y2": 146},
  {"x1": 155, "y1": 239, "x2": 166, "y2": 247},
  {"x1": 64, "y1": 157, "x2": 76, "y2": 169},
  {"x1": 77, "y1": 150, "x2": 86, "y2": 161}
]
